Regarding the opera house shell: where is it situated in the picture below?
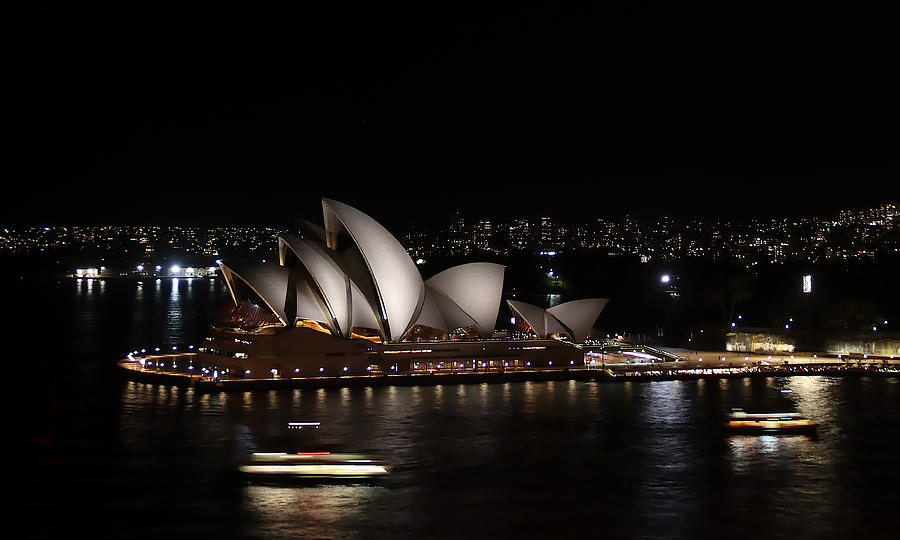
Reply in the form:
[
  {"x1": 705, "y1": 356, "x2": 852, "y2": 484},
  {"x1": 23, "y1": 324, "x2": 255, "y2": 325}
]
[{"x1": 198, "y1": 199, "x2": 608, "y2": 379}]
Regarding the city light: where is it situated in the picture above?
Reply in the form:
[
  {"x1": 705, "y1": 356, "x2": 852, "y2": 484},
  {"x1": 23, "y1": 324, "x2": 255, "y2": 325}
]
[{"x1": 660, "y1": 274, "x2": 670, "y2": 284}]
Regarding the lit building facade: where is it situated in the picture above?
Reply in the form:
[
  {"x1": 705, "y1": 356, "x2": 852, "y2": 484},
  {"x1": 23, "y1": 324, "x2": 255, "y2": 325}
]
[{"x1": 197, "y1": 199, "x2": 609, "y2": 379}]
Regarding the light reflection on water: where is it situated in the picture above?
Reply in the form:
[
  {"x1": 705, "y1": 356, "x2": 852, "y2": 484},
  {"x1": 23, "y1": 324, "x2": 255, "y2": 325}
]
[
  {"x1": 243, "y1": 484, "x2": 383, "y2": 539},
  {"x1": 29, "y1": 278, "x2": 900, "y2": 539},
  {"x1": 108, "y1": 374, "x2": 900, "y2": 539}
]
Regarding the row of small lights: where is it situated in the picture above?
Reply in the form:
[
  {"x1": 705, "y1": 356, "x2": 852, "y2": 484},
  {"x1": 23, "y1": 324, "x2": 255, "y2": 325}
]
[
  {"x1": 129, "y1": 345, "x2": 195, "y2": 357},
  {"x1": 130, "y1": 347, "x2": 896, "y2": 377},
  {"x1": 731, "y1": 315, "x2": 890, "y2": 333},
  {"x1": 135, "y1": 264, "x2": 219, "y2": 275},
  {"x1": 78, "y1": 264, "x2": 219, "y2": 277},
  {"x1": 131, "y1": 352, "x2": 584, "y2": 378},
  {"x1": 683, "y1": 353, "x2": 895, "y2": 362},
  {"x1": 129, "y1": 346, "x2": 197, "y2": 371}
]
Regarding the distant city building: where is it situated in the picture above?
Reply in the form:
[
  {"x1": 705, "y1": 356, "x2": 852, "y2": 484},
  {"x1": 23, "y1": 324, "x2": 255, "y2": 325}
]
[{"x1": 2, "y1": 201, "x2": 897, "y2": 266}]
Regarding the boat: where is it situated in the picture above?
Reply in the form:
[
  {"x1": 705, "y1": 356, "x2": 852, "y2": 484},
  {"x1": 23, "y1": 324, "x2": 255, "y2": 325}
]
[
  {"x1": 725, "y1": 408, "x2": 818, "y2": 434},
  {"x1": 238, "y1": 421, "x2": 389, "y2": 480},
  {"x1": 238, "y1": 451, "x2": 390, "y2": 479}
]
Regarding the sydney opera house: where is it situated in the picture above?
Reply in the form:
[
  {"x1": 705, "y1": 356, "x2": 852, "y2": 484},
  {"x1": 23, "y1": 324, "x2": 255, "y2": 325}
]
[{"x1": 196, "y1": 199, "x2": 608, "y2": 379}]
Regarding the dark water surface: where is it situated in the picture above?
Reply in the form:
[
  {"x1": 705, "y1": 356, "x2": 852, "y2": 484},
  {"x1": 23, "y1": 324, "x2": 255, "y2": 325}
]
[{"x1": 23, "y1": 277, "x2": 900, "y2": 539}]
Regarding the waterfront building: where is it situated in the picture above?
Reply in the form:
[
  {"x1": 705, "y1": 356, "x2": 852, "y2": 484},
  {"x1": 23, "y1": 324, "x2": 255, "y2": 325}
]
[{"x1": 198, "y1": 199, "x2": 609, "y2": 378}]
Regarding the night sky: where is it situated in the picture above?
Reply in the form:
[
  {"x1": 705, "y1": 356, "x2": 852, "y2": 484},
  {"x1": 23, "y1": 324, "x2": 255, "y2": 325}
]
[{"x1": 8, "y1": 2, "x2": 899, "y2": 228}]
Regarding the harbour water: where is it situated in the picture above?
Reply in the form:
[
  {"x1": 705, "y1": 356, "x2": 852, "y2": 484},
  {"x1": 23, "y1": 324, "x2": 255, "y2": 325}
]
[{"x1": 24, "y1": 277, "x2": 900, "y2": 539}]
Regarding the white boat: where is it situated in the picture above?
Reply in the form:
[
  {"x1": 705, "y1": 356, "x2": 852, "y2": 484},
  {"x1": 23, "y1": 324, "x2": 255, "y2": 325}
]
[
  {"x1": 239, "y1": 451, "x2": 389, "y2": 479},
  {"x1": 725, "y1": 408, "x2": 818, "y2": 433}
]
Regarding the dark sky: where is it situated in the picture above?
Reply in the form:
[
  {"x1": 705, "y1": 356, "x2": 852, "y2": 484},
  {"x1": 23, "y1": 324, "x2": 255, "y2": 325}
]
[{"x1": 7, "y1": 2, "x2": 899, "y2": 228}]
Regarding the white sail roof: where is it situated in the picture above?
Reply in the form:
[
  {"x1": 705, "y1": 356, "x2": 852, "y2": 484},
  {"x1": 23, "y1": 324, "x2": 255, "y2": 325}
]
[
  {"x1": 219, "y1": 260, "x2": 291, "y2": 326},
  {"x1": 429, "y1": 285, "x2": 477, "y2": 332},
  {"x1": 295, "y1": 279, "x2": 335, "y2": 329},
  {"x1": 322, "y1": 198, "x2": 425, "y2": 341},
  {"x1": 507, "y1": 300, "x2": 549, "y2": 337},
  {"x1": 546, "y1": 298, "x2": 609, "y2": 342},
  {"x1": 426, "y1": 262, "x2": 505, "y2": 337},
  {"x1": 349, "y1": 278, "x2": 383, "y2": 333},
  {"x1": 507, "y1": 298, "x2": 607, "y2": 341},
  {"x1": 544, "y1": 312, "x2": 573, "y2": 337},
  {"x1": 279, "y1": 234, "x2": 352, "y2": 337},
  {"x1": 411, "y1": 285, "x2": 449, "y2": 332}
]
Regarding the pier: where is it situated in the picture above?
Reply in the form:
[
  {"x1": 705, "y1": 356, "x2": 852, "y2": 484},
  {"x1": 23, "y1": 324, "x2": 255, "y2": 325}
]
[{"x1": 118, "y1": 349, "x2": 900, "y2": 393}]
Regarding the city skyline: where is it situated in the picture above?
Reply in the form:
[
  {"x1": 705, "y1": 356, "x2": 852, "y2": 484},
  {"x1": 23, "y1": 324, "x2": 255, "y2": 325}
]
[{"x1": 4, "y1": 200, "x2": 896, "y2": 269}]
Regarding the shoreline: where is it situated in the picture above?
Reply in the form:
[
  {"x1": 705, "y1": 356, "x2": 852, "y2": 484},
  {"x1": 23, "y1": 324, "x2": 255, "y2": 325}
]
[{"x1": 118, "y1": 352, "x2": 900, "y2": 393}]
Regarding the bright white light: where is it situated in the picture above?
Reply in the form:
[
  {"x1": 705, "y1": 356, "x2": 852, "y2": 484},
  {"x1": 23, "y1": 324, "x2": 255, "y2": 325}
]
[
  {"x1": 661, "y1": 274, "x2": 670, "y2": 284},
  {"x1": 624, "y1": 351, "x2": 658, "y2": 360},
  {"x1": 802, "y1": 274, "x2": 812, "y2": 294},
  {"x1": 136, "y1": 265, "x2": 144, "y2": 272},
  {"x1": 238, "y1": 464, "x2": 388, "y2": 476},
  {"x1": 170, "y1": 265, "x2": 181, "y2": 274}
]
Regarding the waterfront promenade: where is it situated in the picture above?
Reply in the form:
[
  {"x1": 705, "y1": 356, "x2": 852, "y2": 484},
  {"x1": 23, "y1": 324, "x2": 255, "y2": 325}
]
[{"x1": 118, "y1": 348, "x2": 900, "y2": 392}]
